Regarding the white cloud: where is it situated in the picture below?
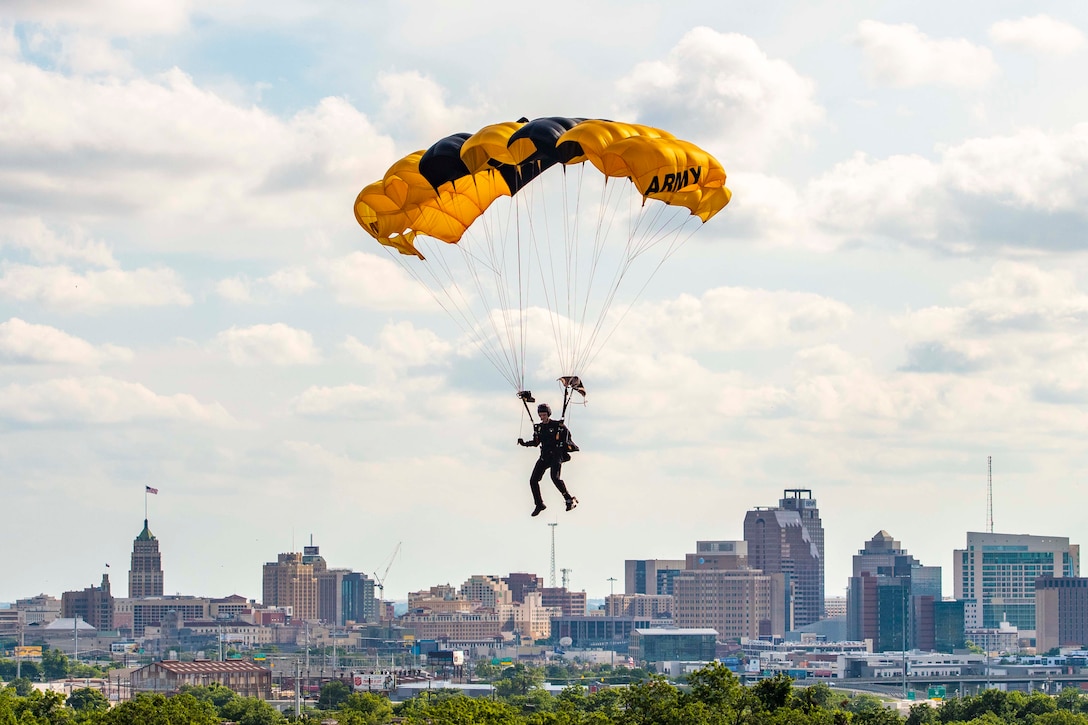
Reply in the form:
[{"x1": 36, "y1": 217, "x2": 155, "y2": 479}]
[
  {"x1": 323, "y1": 252, "x2": 435, "y2": 310},
  {"x1": 894, "y1": 263, "x2": 1088, "y2": 376},
  {"x1": 0, "y1": 56, "x2": 396, "y2": 248},
  {"x1": 374, "y1": 71, "x2": 490, "y2": 149},
  {"x1": 292, "y1": 383, "x2": 402, "y2": 419},
  {"x1": 344, "y1": 321, "x2": 452, "y2": 368},
  {"x1": 216, "y1": 267, "x2": 315, "y2": 303},
  {"x1": 990, "y1": 15, "x2": 1085, "y2": 55},
  {"x1": 855, "y1": 20, "x2": 998, "y2": 88},
  {"x1": 3, "y1": 0, "x2": 192, "y2": 36},
  {"x1": 2, "y1": 218, "x2": 117, "y2": 267},
  {"x1": 800, "y1": 124, "x2": 1088, "y2": 252},
  {"x1": 215, "y1": 323, "x2": 321, "y2": 366},
  {"x1": 0, "y1": 263, "x2": 191, "y2": 312},
  {"x1": 609, "y1": 286, "x2": 854, "y2": 354},
  {"x1": 0, "y1": 375, "x2": 231, "y2": 425},
  {"x1": 0, "y1": 318, "x2": 132, "y2": 365},
  {"x1": 616, "y1": 27, "x2": 822, "y2": 167}
]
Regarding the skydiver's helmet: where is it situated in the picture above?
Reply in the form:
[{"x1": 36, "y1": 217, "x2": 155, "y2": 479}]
[{"x1": 537, "y1": 403, "x2": 551, "y2": 415}]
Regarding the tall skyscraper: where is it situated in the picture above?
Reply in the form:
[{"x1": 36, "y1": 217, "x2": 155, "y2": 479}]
[
  {"x1": 128, "y1": 519, "x2": 164, "y2": 598},
  {"x1": 262, "y1": 552, "x2": 318, "y2": 621},
  {"x1": 955, "y1": 532, "x2": 1080, "y2": 634},
  {"x1": 743, "y1": 489, "x2": 824, "y2": 628},
  {"x1": 318, "y1": 569, "x2": 376, "y2": 625},
  {"x1": 847, "y1": 531, "x2": 944, "y2": 651}
]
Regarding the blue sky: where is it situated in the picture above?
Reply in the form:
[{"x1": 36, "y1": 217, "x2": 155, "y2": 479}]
[{"x1": 3, "y1": 1, "x2": 1088, "y2": 606}]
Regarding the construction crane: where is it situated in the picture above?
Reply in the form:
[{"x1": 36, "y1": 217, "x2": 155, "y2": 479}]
[{"x1": 374, "y1": 542, "x2": 402, "y2": 623}]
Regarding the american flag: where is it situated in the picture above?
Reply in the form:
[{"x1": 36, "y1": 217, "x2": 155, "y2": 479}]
[{"x1": 146, "y1": 486, "x2": 159, "y2": 494}]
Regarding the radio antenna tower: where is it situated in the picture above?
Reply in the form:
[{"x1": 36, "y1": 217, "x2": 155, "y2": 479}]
[
  {"x1": 548, "y1": 522, "x2": 558, "y2": 588},
  {"x1": 987, "y1": 455, "x2": 994, "y2": 533}
]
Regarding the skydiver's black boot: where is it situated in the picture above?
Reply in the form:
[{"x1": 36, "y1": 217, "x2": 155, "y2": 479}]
[
  {"x1": 565, "y1": 496, "x2": 578, "y2": 511},
  {"x1": 532, "y1": 503, "x2": 547, "y2": 517}
]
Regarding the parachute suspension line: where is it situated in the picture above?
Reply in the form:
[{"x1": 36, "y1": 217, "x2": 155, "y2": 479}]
[
  {"x1": 522, "y1": 171, "x2": 569, "y2": 376},
  {"x1": 425, "y1": 240, "x2": 521, "y2": 390},
  {"x1": 569, "y1": 175, "x2": 635, "y2": 375},
  {"x1": 377, "y1": 243, "x2": 520, "y2": 392},
  {"x1": 580, "y1": 215, "x2": 703, "y2": 374},
  {"x1": 458, "y1": 216, "x2": 524, "y2": 393},
  {"x1": 561, "y1": 163, "x2": 587, "y2": 374},
  {"x1": 561, "y1": 171, "x2": 620, "y2": 378},
  {"x1": 573, "y1": 198, "x2": 697, "y2": 375}
]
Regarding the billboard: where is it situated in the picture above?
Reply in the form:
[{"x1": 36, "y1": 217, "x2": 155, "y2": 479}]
[{"x1": 15, "y1": 646, "x2": 42, "y2": 657}]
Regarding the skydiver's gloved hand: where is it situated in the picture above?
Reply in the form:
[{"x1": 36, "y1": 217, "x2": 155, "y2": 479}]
[{"x1": 517, "y1": 438, "x2": 525, "y2": 446}]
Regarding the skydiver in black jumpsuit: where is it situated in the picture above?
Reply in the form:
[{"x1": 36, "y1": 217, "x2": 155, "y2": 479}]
[{"x1": 518, "y1": 402, "x2": 578, "y2": 517}]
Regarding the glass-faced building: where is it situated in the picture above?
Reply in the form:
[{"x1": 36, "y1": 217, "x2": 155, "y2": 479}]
[
  {"x1": 954, "y1": 532, "x2": 1080, "y2": 633},
  {"x1": 630, "y1": 628, "x2": 718, "y2": 664}
]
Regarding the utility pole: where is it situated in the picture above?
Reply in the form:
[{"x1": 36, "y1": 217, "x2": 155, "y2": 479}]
[
  {"x1": 987, "y1": 455, "x2": 994, "y2": 533},
  {"x1": 294, "y1": 659, "x2": 301, "y2": 718},
  {"x1": 548, "y1": 523, "x2": 558, "y2": 588}
]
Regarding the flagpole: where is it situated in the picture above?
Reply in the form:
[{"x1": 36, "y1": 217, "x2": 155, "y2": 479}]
[{"x1": 144, "y1": 487, "x2": 148, "y2": 521}]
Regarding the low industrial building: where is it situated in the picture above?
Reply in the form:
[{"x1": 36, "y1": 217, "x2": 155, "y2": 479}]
[{"x1": 130, "y1": 660, "x2": 272, "y2": 699}]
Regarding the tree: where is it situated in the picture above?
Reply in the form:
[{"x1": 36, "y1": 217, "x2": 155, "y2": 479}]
[
  {"x1": 5, "y1": 677, "x2": 33, "y2": 696},
  {"x1": 493, "y1": 663, "x2": 545, "y2": 698},
  {"x1": 41, "y1": 648, "x2": 69, "y2": 680},
  {"x1": 101, "y1": 692, "x2": 220, "y2": 725},
  {"x1": 751, "y1": 672, "x2": 794, "y2": 711},
  {"x1": 318, "y1": 680, "x2": 351, "y2": 709},
  {"x1": 340, "y1": 692, "x2": 394, "y2": 724},
  {"x1": 220, "y1": 695, "x2": 286, "y2": 725},
  {"x1": 67, "y1": 686, "x2": 110, "y2": 713},
  {"x1": 906, "y1": 702, "x2": 939, "y2": 725},
  {"x1": 179, "y1": 682, "x2": 238, "y2": 709}
]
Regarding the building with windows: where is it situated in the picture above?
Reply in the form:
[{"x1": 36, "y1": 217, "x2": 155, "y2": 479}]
[
  {"x1": 460, "y1": 575, "x2": 512, "y2": 609},
  {"x1": 114, "y1": 596, "x2": 213, "y2": 637},
  {"x1": 606, "y1": 593, "x2": 674, "y2": 619},
  {"x1": 318, "y1": 569, "x2": 376, "y2": 625},
  {"x1": 262, "y1": 553, "x2": 318, "y2": 621},
  {"x1": 625, "y1": 559, "x2": 685, "y2": 596},
  {"x1": 743, "y1": 489, "x2": 824, "y2": 629},
  {"x1": 504, "y1": 573, "x2": 543, "y2": 603},
  {"x1": 932, "y1": 599, "x2": 967, "y2": 653},
  {"x1": 846, "y1": 531, "x2": 945, "y2": 651},
  {"x1": 61, "y1": 573, "x2": 114, "y2": 632},
  {"x1": 129, "y1": 519, "x2": 164, "y2": 598},
  {"x1": 1035, "y1": 576, "x2": 1088, "y2": 653},
  {"x1": 630, "y1": 628, "x2": 717, "y2": 664},
  {"x1": 540, "y1": 587, "x2": 587, "y2": 617},
  {"x1": 954, "y1": 532, "x2": 1080, "y2": 635},
  {"x1": 15, "y1": 594, "x2": 61, "y2": 625},
  {"x1": 673, "y1": 543, "x2": 787, "y2": 641}
]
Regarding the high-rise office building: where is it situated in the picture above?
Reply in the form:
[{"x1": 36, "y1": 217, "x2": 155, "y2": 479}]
[
  {"x1": 673, "y1": 543, "x2": 787, "y2": 640},
  {"x1": 743, "y1": 489, "x2": 824, "y2": 628},
  {"x1": 847, "y1": 531, "x2": 945, "y2": 651},
  {"x1": 318, "y1": 569, "x2": 376, "y2": 625},
  {"x1": 61, "y1": 573, "x2": 114, "y2": 631},
  {"x1": 262, "y1": 553, "x2": 318, "y2": 621},
  {"x1": 1034, "y1": 576, "x2": 1088, "y2": 653},
  {"x1": 129, "y1": 519, "x2": 164, "y2": 598},
  {"x1": 954, "y1": 532, "x2": 1080, "y2": 634}
]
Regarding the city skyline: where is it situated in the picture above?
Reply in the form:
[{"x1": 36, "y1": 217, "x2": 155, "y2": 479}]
[
  {"x1": 4, "y1": 3, "x2": 1088, "y2": 603},
  {"x1": 3, "y1": 489, "x2": 1077, "y2": 610}
]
